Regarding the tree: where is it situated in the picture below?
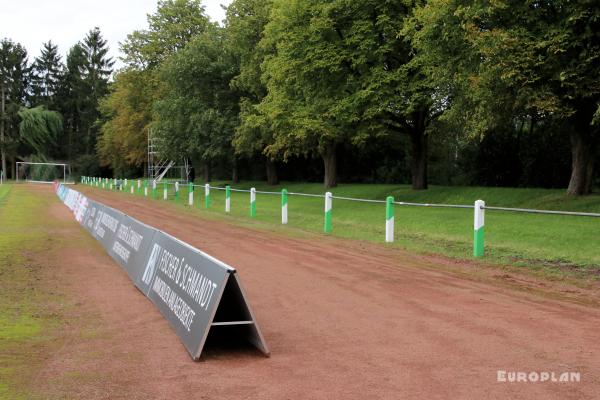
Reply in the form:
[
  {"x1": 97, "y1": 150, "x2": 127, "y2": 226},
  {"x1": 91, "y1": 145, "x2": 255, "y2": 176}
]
[
  {"x1": 100, "y1": 0, "x2": 212, "y2": 177},
  {"x1": 257, "y1": 0, "x2": 438, "y2": 189},
  {"x1": 57, "y1": 43, "x2": 87, "y2": 162},
  {"x1": 80, "y1": 27, "x2": 114, "y2": 154},
  {"x1": 31, "y1": 41, "x2": 63, "y2": 109},
  {"x1": 0, "y1": 38, "x2": 29, "y2": 178},
  {"x1": 121, "y1": 0, "x2": 211, "y2": 69},
  {"x1": 154, "y1": 28, "x2": 240, "y2": 182},
  {"x1": 409, "y1": 0, "x2": 600, "y2": 195},
  {"x1": 97, "y1": 69, "x2": 157, "y2": 174},
  {"x1": 18, "y1": 106, "x2": 62, "y2": 159},
  {"x1": 226, "y1": 0, "x2": 279, "y2": 184}
]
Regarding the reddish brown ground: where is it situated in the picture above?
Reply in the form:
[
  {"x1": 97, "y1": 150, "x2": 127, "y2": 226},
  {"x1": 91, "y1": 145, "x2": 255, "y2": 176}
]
[{"x1": 27, "y1": 185, "x2": 600, "y2": 399}]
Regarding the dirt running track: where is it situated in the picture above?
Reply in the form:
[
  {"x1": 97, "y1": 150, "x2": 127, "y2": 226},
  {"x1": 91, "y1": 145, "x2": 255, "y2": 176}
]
[{"x1": 32, "y1": 185, "x2": 600, "y2": 399}]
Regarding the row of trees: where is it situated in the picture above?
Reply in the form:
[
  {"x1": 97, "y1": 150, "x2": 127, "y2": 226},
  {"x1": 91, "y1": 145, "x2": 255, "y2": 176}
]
[
  {"x1": 99, "y1": 1, "x2": 599, "y2": 195},
  {"x1": 0, "y1": 28, "x2": 113, "y2": 178}
]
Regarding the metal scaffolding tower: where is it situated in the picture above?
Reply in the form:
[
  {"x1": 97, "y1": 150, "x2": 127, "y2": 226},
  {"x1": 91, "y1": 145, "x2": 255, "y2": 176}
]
[{"x1": 147, "y1": 129, "x2": 188, "y2": 182}]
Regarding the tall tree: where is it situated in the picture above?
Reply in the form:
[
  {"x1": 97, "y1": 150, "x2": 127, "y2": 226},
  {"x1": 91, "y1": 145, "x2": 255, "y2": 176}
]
[
  {"x1": 227, "y1": 0, "x2": 279, "y2": 184},
  {"x1": 409, "y1": 0, "x2": 600, "y2": 195},
  {"x1": 100, "y1": 0, "x2": 211, "y2": 177},
  {"x1": 57, "y1": 44, "x2": 86, "y2": 162},
  {"x1": 0, "y1": 39, "x2": 29, "y2": 178},
  {"x1": 154, "y1": 28, "x2": 240, "y2": 181},
  {"x1": 257, "y1": 0, "x2": 437, "y2": 189},
  {"x1": 121, "y1": 0, "x2": 211, "y2": 69},
  {"x1": 18, "y1": 106, "x2": 62, "y2": 159},
  {"x1": 80, "y1": 27, "x2": 114, "y2": 154},
  {"x1": 97, "y1": 69, "x2": 157, "y2": 174},
  {"x1": 31, "y1": 41, "x2": 63, "y2": 109}
]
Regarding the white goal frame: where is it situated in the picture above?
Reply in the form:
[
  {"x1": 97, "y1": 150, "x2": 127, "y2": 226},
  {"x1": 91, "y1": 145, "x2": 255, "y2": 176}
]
[{"x1": 16, "y1": 162, "x2": 70, "y2": 184}]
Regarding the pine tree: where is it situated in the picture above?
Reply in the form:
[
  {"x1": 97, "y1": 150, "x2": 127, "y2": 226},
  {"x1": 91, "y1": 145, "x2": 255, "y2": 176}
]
[
  {"x1": 80, "y1": 27, "x2": 114, "y2": 154},
  {"x1": 57, "y1": 44, "x2": 86, "y2": 162},
  {"x1": 31, "y1": 41, "x2": 63, "y2": 109},
  {"x1": 0, "y1": 38, "x2": 29, "y2": 178}
]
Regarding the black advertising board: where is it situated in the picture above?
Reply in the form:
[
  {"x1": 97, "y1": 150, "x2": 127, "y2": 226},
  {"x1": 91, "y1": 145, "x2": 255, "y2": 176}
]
[
  {"x1": 141, "y1": 231, "x2": 232, "y2": 359},
  {"x1": 108, "y1": 216, "x2": 159, "y2": 283},
  {"x1": 82, "y1": 200, "x2": 102, "y2": 234},
  {"x1": 54, "y1": 184, "x2": 269, "y2": 360},
  {"x1": 90, "y1": 205, "x2": 126, "y2": 252}
]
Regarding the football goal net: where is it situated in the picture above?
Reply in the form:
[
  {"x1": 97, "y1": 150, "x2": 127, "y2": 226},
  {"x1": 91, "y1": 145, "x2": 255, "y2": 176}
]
[{"x1": 16, "y1": 162, "x2": 71, "y2": 184}]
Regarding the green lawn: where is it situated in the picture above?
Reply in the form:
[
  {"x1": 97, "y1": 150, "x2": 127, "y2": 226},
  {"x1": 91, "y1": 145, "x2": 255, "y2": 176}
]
[
  {"x1": 0, "y1": 185, "x2": 65, "y2": 399},
  {"x1": 95, "y1": 180, "x2": 600, "y2": 277},
  {"x1": 0, "y1": 184, "x2": 10, "y2": 205}
]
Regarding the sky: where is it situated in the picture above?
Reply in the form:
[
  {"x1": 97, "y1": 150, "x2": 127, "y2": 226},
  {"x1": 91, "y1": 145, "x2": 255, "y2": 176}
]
[{"x1": 0, "y1": 0, "x2": 232, "y2": 69}]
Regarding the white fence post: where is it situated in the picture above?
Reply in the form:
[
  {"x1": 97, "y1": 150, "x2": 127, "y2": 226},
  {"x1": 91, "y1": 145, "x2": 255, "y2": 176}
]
[{"x1": 474, "y1": 200, "x2": 485, "y2": 257}]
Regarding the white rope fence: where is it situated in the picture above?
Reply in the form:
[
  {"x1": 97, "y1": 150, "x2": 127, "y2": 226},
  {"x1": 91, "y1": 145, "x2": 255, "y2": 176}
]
[{"x1": 82, "y1": 176, "x2": 600, "y2": 258}]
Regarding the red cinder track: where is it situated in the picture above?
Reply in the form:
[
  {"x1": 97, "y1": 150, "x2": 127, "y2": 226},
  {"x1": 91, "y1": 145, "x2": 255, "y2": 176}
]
[{"x1": 35, "y1": 185, "x2": 600, "y2": 399}]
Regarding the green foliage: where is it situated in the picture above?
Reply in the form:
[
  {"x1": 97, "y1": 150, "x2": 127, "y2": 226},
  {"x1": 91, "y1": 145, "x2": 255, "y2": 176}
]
[
  {"x1": 54, "y1": 28, "x2": 114, "y2": 165},
  {"x1": 408, "y1": 0, "x2": 600, "y2": 194},
  {"x1": 103, "y1": 0, "x2": 213, "y2": 176},
  {"x1": 0, "y1": 39, "x2": 29, "y2": 174},
  {"x1": 91, "y1": 0, "x2": 599, "y2": 193},
  {"x1": 30, "y1": 41, "x2": 63, "y2": 109},
  {"x1": 18, "y1": 106, "x2": 62, "y2": 159},
  {"x1": 121, "y1": 0, "x2": 211, "y2": 69},
  {"x1": 227, "y1": 0, "x2": 275, "y2": 158},
  {"x1": 98, "y1": 70, "x2": 157, "y2": 172},
  {"x1": 154, "y1": 27, "x2": 239, "y2": 167},
  {"x1": 251, "y1": 0, "x2": 439, "y2": 188}
]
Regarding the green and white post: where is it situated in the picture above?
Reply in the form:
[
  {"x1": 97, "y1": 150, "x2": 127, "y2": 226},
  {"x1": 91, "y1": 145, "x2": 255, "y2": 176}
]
[
  {"x1": 175, "y1": 182, "x2": 180, "y2": 202},
  {"x1": 152, "y1": 180, "x2": 157, "y2": 199},
  {"x1": 281, "y1": 189, "x2": 288, "y2": 224},
  {"x1": 324, "y1": 192, "x2": 332, "y2": 233},
  {"x1": 225, "y1": 185, "x2": 231, "y2": 213},
  {"x1": 163, "y1": 182, "x2": 168, "y2": 200},
  {"x1": 473, "y1": 199, "x2": 485, "y2": 257},
  {"x1": 386, "y1": 196, "x2": 394, "y2": 243},
  {"x1": 130, "y1": 184, "x2": 134, "y2": 194},
  {"x1": 144, "y1": 180, "x2": 148, "y2": 197},
  {"x1": 137, "y1": 179, "x2": 141, "y2": 194},
  {"x1": 204, "y1": 184, "x2": 210, "y2": 209},
  {"x1": 188, "y1": 183, "x2": 194, "y2": 206},
  {"x1": 250, "y1": 188, "x2": 256, "y2": 217}
]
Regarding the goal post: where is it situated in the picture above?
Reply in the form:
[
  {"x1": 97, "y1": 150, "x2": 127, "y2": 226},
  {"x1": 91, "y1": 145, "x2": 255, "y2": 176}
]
[{"x1": 16, "y1": 162, "x2": 71, "y2": 184}]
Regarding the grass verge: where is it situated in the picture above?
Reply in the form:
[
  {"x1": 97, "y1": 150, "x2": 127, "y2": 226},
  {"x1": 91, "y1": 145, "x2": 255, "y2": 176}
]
[
  {"x1": 90, "y1": 181, "x2": 600, "y2": 281},
  {"x1": 0, "y1": 185, "x2": 67, "y2": 399}
]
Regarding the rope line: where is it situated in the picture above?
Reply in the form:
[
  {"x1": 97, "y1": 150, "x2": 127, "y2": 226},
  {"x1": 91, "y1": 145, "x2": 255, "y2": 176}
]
[{"x1": 96, "y1": 178, "x2": 600, "y2": 217}]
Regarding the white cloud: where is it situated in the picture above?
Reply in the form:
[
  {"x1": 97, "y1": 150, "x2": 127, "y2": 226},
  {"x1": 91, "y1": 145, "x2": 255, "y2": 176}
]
[{"x1": 0, "y1": 0, "x2": 232, "y2": 68}]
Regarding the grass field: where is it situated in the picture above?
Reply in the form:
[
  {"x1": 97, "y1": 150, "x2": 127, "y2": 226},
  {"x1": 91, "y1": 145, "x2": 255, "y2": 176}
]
[
  {"x1": 92, "y1": 180, "x2": 600, "y2": 279},
  {"x1": 0, "y1": 185, "x2": 67, "y2": 399}
]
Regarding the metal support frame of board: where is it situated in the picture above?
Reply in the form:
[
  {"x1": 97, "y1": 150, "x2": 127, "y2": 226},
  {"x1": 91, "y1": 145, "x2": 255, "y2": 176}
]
[{"x1": 53, "y1": 182, "x2": 270, "y2": 360}]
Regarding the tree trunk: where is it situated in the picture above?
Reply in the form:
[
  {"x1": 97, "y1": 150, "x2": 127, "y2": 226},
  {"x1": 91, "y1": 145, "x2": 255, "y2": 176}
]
[
  {"x1": 232, "y1": 158, "x2": 239, "y2": 183},
  {"x1": 203, "y1": 163, "x2": 211, "y2": 183},
  {"x1": 410, "y1": 129, "x2": 428, "y2": 190},
  {"x1": 0, "y1": 85, "x2": 6, "y2": 178},
  {"x1": 567, "y1": 129, "x2": 594, "y2": 196},
  {"x1": 321, "y1": 143, "x2": 338, "y2": 188},
  {"x1": 265, "y1": 159, "x2": 278, "y2": 185}
]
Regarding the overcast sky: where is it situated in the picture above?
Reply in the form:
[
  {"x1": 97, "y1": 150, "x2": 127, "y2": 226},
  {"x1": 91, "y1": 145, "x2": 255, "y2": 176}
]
[{"x1": 0, "y1": 0, "x2": 232, "y2": 69}]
